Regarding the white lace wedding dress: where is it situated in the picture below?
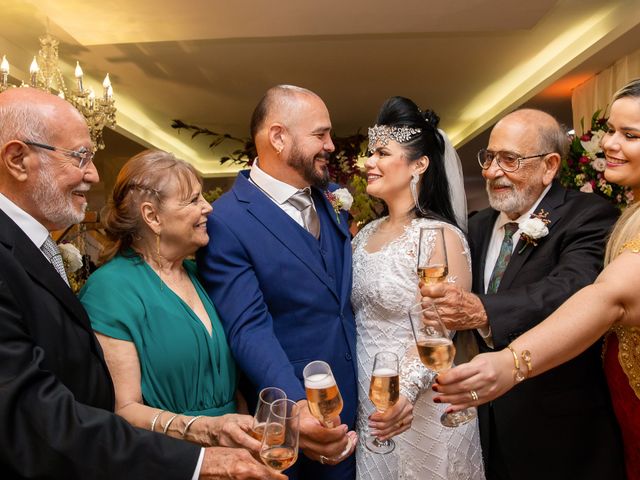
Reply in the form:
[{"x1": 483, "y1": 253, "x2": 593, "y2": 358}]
[{"x1": 352, "y1": 217, "x2": 485, "y2": 480}]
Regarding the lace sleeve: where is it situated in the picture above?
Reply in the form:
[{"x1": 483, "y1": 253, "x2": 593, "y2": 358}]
[{"x1": 399, "y1": 344, "x2": 437, "y2": 404}]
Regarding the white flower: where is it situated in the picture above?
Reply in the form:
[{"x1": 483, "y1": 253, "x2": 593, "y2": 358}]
[
  {"x1": 591, "y1": 158, "x2": 607, "y2": 172},
  {"x1": 333, "y1": 188, "x2": 353, "y2": 211},
  {"x1": 580, "y1": 130, "x2": 605, "y2": 160},
  {"x1": 580, "y1": 183, "x2": 594, "y2": 193},
  {"x1": 59, "y1": 243, "x2": 83, "y2": 273},
  {"x1": 574, "y1": 173, "x2": 585, "y2": 186},
  {"x1": 519, "y1": 217, "x2": 548, "y2": 240}
]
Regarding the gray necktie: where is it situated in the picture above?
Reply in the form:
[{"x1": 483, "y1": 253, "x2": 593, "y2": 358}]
[
  {"x1": 41, "y1": 236, "x2": 70, "y2": 286},
  {"x1": 487, "y1": 222, "x2": 519, "y2": 294},
  {"x1": 288, "y1": 188, "x2": 320, "y2": 239}
]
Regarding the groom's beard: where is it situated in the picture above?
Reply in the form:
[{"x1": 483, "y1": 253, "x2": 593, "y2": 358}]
[{"x1": 287, "y1": 142, "x2": 330, "y2": 189}]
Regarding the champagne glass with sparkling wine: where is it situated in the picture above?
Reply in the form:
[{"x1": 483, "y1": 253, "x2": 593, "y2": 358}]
[
  {"x1": 303, "y1": 361, "x2": 344, "y2": 428},
  {"x1": 417, "y1": 226, "x2": 449, "y2": 285},
  {"x1": 260, "y1": 398, "x2": 300, "y2": 472},
  {"x1": 409, "y1": 302, "x2": 477, "y2": 427},
  {"x1": 365, "y1": 351, "x2": 400, "y2": 454},
  {"x1": 250, "y1": 387, "x2": 287, "y2": 441}
]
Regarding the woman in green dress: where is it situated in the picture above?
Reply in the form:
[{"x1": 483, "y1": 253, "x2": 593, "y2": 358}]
[{"x1": 80, "y1": 150, "x2": 255, "y2": 450}]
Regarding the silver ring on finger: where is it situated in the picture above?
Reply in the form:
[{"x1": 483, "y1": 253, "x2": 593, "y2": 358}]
[
  {"x1": 469, "y1": 390, "x2": 479, "y2": 402},
  {"x1": 320, "y1": 455, "x2": 328, "y2": 465}
]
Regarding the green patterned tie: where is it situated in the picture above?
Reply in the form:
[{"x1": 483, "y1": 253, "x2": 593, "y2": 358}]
[{"x1": 487, "y1": 222, "x2": 519, "y2": 293}]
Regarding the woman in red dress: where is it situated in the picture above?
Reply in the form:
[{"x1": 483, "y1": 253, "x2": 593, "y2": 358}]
[{"x1": 431, "y1": 78, "x2": 640, "y2": 479}]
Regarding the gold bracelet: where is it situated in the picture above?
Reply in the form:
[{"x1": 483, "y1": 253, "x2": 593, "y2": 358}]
[
  {"x1": 181, "y1": 415, "x2": 203, "y2": 438},
  {"x1": 521, "y1": 350, "x2": 532, "y2": 379},
  {"x1": 506, "y1": 345, "x2": 526, "y2": 383},
  {"x1": 162, "y1": 414, "x2": 180, "y2": 434},
  {"x1": 150, "y1": 410, "x2": 166, "y2": 432}
]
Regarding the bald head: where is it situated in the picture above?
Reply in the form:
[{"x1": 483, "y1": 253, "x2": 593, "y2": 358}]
[
  {"x1": 250, "y1": 85, "x2": 321, "y2": 141},
  {"x1": 493, "y1": 108, "x2": 568, "y2": 160},
  {"x1": 0, "y1": 88, "x2": 87, "y2": 147}
]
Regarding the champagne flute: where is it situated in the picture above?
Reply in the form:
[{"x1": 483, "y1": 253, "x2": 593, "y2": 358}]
[
  {"x1": 408, "y1": 302, "x2": 477, "y2": 427},
  {"x1": 303, "y1": 360, "x2": 344, "y2": 428},
  {"x1": 260, "y1": 398, "x2": 300, "y2": 472},
  {"x1": 250, "y1": 387, "x2": 287, "y2": 442},
  {"x1": 365, "y1": 351, "x2": 400, "y2": 454},
  {"x1": 417, "y1": 226, "x2": 449, "y2": 285}
]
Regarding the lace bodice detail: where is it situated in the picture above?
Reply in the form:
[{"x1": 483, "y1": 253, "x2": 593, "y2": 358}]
[{"x1": 352, "y1": 217, "x2": 483, "y2": 480}]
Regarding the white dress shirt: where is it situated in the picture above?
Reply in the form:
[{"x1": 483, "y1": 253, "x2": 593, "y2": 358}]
[{"x1": 249, "y1": 160, "x2": 315, "y2": 228}]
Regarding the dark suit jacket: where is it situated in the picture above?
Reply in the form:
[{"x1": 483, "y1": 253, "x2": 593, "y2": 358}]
[
  {"x1": 469, "y1": 181, "x2": 625, "y2": 480},
  {"x1": 197, "y1": 171, "x2": 357, "y2": 480},
  {"x1": 0, "y1": 209, "x2": 199, "y2": 479}
]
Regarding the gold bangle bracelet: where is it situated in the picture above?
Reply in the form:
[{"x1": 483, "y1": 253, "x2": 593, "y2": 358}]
[
  {"x1": 181, "y1": 415, "x2": 203, "y2": 438},
  {"x1": 521, "y1": 350, "x2": 532, "y2": 378},
  {"x1": 162, "y1": 414, "x2": 180, "y2": 434},
  {"x1": 506, "y1": 345, "x2": 526, "y2": 383},
  {"x1": 150, "y1": 410, "x2": 166, "y2": 432}
]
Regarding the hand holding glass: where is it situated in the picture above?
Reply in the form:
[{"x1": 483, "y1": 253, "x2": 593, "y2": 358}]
[
  {"x1": 303, "y1": 360, "x2": 344, "y2": 428},
  {"x1": 365, "y1": 351, "x2": 399, "y2": 454},
  {"x1": 251, "y1": 387, "x2": 287, "y2": 442},
  {"x1": 259, "y1": 398, "x2": 300, "y2": 472},
  {"x1": 408, "y1": 302, "x2": 477, "y2": 427}
]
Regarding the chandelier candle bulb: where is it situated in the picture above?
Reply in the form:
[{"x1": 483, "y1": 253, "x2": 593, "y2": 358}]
[
  {"x1": 75, "y1": 61, "x2": 84, "y2": 92},
  {"x1": 29, "y1": 57, "x2": 39, "y2": 87},
  {"x1": 102, "y1": 74, "x2": 111, "y2": 100},
  {"x1": 2, "y1": 33, "x2": 116, "y2": 149},
  {"x1": 1, "y1": 55, "x2": 8, "y2": 89}
]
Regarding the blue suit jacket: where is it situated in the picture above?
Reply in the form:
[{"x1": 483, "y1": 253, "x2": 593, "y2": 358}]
[{"x1": 197, "y1": 171, "x2": 357, "y2": 479}]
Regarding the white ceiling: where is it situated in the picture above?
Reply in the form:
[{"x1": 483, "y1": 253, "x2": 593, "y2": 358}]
[{"x1": 1, "y1": 0, "x2": 640, "y2": 179}]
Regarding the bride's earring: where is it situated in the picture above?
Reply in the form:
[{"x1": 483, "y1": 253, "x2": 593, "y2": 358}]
[{"x1": 411, "y1": 171, "x2": 427, "y2": 214}]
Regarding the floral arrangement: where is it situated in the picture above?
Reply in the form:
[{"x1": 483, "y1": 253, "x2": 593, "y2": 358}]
[
  {"x1": 560, "y1": 110, "x2": 633, "y2": 209},
  {"x1": 518, "y1": 210, "x2": 550, "y2": 253}
]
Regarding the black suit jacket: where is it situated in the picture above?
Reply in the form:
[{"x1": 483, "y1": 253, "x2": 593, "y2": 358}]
[
  {"x1": 469, "y1": 181, "x2": 625, "y2": 480},
  {"x1": 0, "y1": 209, "x2": 200, "y2": 479}
]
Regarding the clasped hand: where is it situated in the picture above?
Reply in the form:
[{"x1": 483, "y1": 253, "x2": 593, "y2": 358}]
[
  {"x1": 368, "y1": 395, "x2": 413, "y2": 441},
  {"x1": 419, "y1": 282, "x2": 488, "y2": 330},
  {"x1": 296, "y1": 399, "x2": 357, "y2": 465}
]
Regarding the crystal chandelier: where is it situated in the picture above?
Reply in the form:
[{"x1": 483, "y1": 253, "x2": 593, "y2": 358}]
[{"x1": 1, "y1": 33, "x2": 116, "y2": 150}]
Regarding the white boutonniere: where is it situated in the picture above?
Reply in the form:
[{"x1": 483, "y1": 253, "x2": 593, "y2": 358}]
[
  {"x1": 59, "y1": 243, "x2": 83, "y2": 273},
  {"x1": 325, "y1": 188, "x2": 353, "y2": 223},
  {"x1": 518, "y1": 210, "x2": 550, "y2": 254}
]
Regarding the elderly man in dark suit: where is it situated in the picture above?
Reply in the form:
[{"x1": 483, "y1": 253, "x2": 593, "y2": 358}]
[
  {"x1": 421, "y1": 109, "x2": 625, "y2": 480},
  {"x1": 0, "y1": 88, "x2": 284, "y2": 480}
]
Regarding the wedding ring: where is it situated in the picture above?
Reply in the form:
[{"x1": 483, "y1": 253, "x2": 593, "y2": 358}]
[
  {"x1": 470, "y1": 390, "x2": 479, "y2": 402},
  {"x1": 319, "y1": 455, "x2": 328, "y2": 465}
]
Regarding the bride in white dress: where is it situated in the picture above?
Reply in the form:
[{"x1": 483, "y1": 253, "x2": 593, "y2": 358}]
[{"x1": 352, "y1": 97, "x2": 485, "y2": 480}]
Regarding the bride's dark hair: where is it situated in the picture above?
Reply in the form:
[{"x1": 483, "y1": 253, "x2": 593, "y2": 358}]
[{"x1": 375, "y1": 96, "x2": 458, "y2": 227}]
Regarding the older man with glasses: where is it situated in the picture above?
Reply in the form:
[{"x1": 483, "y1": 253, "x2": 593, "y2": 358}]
[{"x1": 420, "y1": 109, "x2": 625, "y2": 480}]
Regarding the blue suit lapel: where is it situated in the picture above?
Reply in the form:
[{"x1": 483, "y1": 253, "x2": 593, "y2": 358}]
[{"x1": 233, "y1": 173, "x2": 339, "y2": 300}]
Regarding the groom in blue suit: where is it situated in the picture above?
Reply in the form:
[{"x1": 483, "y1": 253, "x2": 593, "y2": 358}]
[{"x1": 198, "y1": 85, "x2": 357, "y2": 479}]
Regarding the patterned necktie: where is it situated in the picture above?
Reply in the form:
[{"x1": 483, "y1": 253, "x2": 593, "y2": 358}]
[
  {"x1": 41, "y1": 235, "x2": 70, "y2": 286},
  {"x1": 487, "y1": 222, "x2": 519, "y2": 294},
  {"x1": 288, "y1": 188, "x2": 320, "y2": 239}
]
